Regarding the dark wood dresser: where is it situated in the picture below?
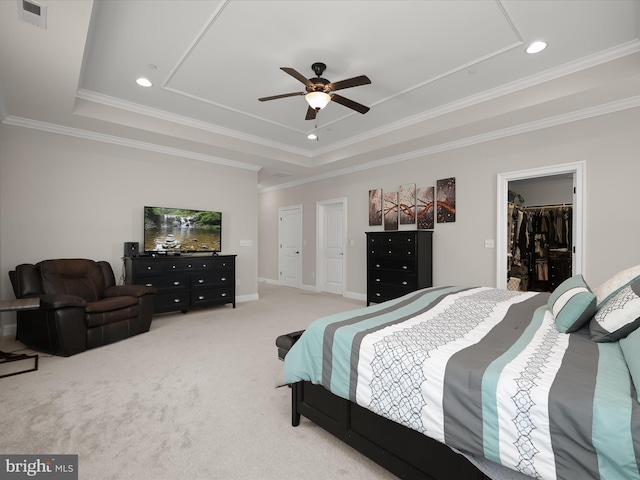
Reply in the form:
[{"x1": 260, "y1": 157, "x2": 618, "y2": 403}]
[
  {"x1": 125, "y1": 255, "x2": 236, "y2": 313},
  {"x1": 366, "y1": 231, "x2": 433, "y2": 306}
]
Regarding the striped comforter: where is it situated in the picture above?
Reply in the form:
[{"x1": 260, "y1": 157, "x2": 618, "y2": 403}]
[{"x1": 284, "y1": 286, "x2": 640, "y2": 480}]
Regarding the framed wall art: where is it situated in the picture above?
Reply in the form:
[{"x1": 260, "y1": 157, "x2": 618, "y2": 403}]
[
  {"x1": 368, "y1": 188, "x2": 383, "y2": 226},
  {"x1": 399, "y1": 183, "x2": 416, "y2": 225},
  {"x1": 437, "y1": 177, "x2": 456, "y2": 223},
  {"x1": 383, "y1": 191, "x2": 398, "y2": 230},
  {"x1": 416, "y1": 186, "x2": 434, "y2": 229}
]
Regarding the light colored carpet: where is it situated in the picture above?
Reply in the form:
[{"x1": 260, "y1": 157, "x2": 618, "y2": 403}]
[{"x1": 0, "y1": 283, "x2": 398, "y2": 480}]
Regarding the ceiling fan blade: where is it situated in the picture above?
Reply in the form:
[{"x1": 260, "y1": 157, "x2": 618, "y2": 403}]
[
  {"x1": 331, "y1": 94, "x2": 370, "y2": 114},
  {"x1": 258, "y1": 92, "x2": 304, "y2": 102},
  {"x1": 281, "y1": 67, "x2": 315, "y2": 88},
  {"x1": 328, "y1": 75, "x2": 371, "y2": 92},
  {"x1": 305, "y1": 106, "x2": 317, "y2": 121}
]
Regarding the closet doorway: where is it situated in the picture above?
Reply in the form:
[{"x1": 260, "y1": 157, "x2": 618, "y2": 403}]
[{"x1": 496, "y1": 162, "x2": 585, "y2": 291}]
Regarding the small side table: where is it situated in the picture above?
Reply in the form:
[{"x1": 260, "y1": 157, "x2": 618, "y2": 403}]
[{"x1": 0, "y1": 298, "x2": 40, "y2": 378}]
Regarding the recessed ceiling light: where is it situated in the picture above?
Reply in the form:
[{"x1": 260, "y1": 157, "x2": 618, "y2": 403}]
[
  {"x1": 136, "y1": 77, "x2": 152, "y2": 87},
  {"x1": 526, "y1": 41, "x2": 547, "y2": 54},
  {"x1": 307, "y1": 133, "x2": 317, "y2": 140}
]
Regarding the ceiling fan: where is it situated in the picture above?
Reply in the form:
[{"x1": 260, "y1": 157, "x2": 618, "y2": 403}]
[{"x1": 258, "y1": 62, "x2": 371, "y2": 120}]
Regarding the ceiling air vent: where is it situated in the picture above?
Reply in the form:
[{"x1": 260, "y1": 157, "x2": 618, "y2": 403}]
[{"x1": 17, "y1": 0, "x2": 47, "y2": 29}]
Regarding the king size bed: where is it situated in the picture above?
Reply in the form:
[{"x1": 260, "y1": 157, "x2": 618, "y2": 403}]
[{"x1": 282, "y1": 266, "x2": 640, "y2": 480}]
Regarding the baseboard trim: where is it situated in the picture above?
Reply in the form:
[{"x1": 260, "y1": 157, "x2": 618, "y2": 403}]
[
  {"x1": 344, "y1": 291, "x2": 367, "y2": 302},
  {"x1": 236, "y1": 293, "x2": 259, "y2": 303},
  {"x1": 257, "y1": 278, "x2": 366, "y2": 303}
]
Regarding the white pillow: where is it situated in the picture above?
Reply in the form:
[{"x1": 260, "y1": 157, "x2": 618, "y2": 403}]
[
  {"x1": 592, "y1": 264, "x2": 640, "y2": 306},
  {"x1": 590, "y1": 279, "x2": 640, "y2": 342}
]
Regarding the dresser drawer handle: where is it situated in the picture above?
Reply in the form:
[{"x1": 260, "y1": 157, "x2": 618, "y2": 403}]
[
  {"x1": 202, "y1": 264, "x2": 208, "y2": 268},
  {"x1": 375, "y1": 264, "x2": 381, "y2": 268},
  {"x1": 402, "y1": 266, "x2": 408, "y2": 270},
  {"x1": 376, "y1": 293, "x2": 381, "y2": 297},
  {"x1": 173, "y1": 298, "x2": 180, "y2": 303},
  {"x1": 198, "y1": 279, "x2": 204, "y2": 284},
  {"x1": 172, "y1": 265, "x2": 176, "y2": 269},
  {"x1": 388, "y1": 250, "x2": 392, "y2": 254},
  {"x1": 198, "y1": 295, "x2": 205, "y2": 300},
  {"x1": 221, "y1": 293, "x2": 227, "y2": 297},
  {"x1": 145, "y1": 283, "x2": 153, "y2": 287},
  {"x1": 147, "y1": 266, "x2": 152, "y2": 270},
  {"x1": 402, "y1": 281, "x2": 408, "y2": 285},
  {"x1": 173, "y1": 281, "x2": 181, "y2": 286},
  {"x1": 188, "y1": 264, "x2": 192, "y2": 268},
  {"x1": 375, "y1": 278, "x2": 381, "y2": 282}
]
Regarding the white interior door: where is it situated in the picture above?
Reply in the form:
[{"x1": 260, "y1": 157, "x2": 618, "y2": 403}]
[
  {"x1": 279, "y1": 205, "x2": 302, "y2": 288},
  {"x1": 317, "y1": 199, "x2": 346, "y2": 295}
]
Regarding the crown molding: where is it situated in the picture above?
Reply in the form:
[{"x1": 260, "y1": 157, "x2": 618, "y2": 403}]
[
  {"x1": 73, "y1": 41, "x2": 640, "y2": 165},
  {"x1": 2, "y1": 115, "x2": 262, "y2": 172},
  {"x1": 76, "y1": 89, "x2": 312, "y2": 159},
  {"x1": 259, "y1": 95, "x2": 640, "y2": 193},
  {"x1": 307, "y1": 40, "x2": 640, "y2": 158},
  {"x1": 3, "y1": 92, "x2": 639, "y2": 195}
]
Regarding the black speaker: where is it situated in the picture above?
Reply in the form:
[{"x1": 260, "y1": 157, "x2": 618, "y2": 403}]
[{"x1": 124, "y1": 242, "x2": 139, "y2": 257}]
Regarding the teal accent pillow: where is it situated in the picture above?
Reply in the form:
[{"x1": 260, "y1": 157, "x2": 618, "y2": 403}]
[
  {"x1": 619, "y1": 326, "x2": 640, "y2": 402},
  {"x1": 590, "y1": 279, "x2": 640, "y2": 342},
  {"x1": 548, "y1": 274, "x2": 597, "y2": 333}
]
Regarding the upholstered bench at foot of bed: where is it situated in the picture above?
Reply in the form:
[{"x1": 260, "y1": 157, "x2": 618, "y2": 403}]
[{"x1": 276, "y1": 330, "x2": 305, "y2": 361}]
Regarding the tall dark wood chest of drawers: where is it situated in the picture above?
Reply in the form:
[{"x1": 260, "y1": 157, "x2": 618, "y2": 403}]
[
  {"x1": 366, "y1": 231, "x2": 433, "y2": 306},
  {"x1": 125, "y1": 255, "x2": 236, "y2": 314}
]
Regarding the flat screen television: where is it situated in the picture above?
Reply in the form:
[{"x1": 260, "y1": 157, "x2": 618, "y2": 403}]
[{"x1": 143, "y1": 206, "x2": 221, "y2": 253}]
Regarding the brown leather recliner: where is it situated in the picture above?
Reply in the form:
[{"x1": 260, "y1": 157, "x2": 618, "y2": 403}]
[{"x1": 9, "y1": 258, "x2": 157, "y2": 356}]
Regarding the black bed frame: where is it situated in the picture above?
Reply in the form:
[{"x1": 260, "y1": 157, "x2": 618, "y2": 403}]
[{"x1": 291, "y1": 381, "x2": 490, "y2": 480}]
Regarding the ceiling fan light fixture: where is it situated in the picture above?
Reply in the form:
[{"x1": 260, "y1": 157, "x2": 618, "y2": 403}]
[
  {"x1": 307, "y1": 133, "x2": 317, "y2": 140},
  {"x1": 305, "y1": 91, "x2": 331, "y2": 110}
]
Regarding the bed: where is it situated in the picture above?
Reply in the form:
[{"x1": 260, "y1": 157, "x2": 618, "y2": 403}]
[{"x1": 283, "y1": 268, "x2": 640, "y2": 480}]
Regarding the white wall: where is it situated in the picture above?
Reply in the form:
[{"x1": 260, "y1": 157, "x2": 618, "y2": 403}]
[
  {"x1": 0, "y1": 124, "x2": 259, "y2": 334},
  {"x1": 259, "y1": 106, "x2": 640, "y2": 296}
]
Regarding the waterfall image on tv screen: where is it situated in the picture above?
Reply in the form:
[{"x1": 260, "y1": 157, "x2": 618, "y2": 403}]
[{"x1": 144, "y1": 206, "x2": 221, "y2": 253}]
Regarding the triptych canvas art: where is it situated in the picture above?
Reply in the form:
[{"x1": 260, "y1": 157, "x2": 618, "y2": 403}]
[{"x1": 369, "y1": 178, "x2": 456, "y2": 230}]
